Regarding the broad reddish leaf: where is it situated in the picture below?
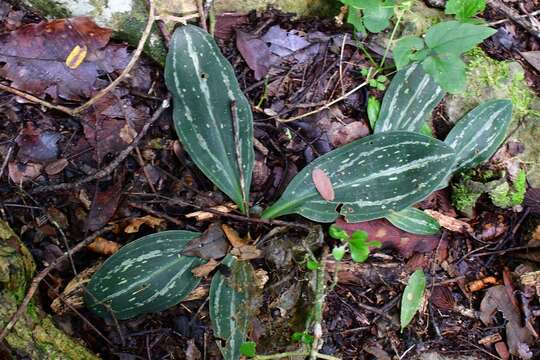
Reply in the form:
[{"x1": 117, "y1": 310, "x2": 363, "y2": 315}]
[
  {"x1": 335, "y1": 218, "x2": 439, "y2": 257},
  {"x1": 312, "y1": 168, "x2": 334, "y2": 201},
  {"x1": 236, "y1": 30, "x2": 274, "y2": 80},
  {"x1": 85, "y1": 175, "x2": 124, "y2": 231},
  {"x1": 0, "y1": 17, "x2": 129, "y2": 100}
]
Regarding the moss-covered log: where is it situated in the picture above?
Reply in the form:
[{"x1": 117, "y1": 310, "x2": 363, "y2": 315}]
[{"x1": 0, "y1": 219, "x2": 99, "y2": 360}]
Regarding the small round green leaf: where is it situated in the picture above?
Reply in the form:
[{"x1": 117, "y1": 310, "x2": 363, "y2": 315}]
[
  {"x1": 240, "y1": 341, "x2": 257, "y2": 357},
  {"x1": 332, "y1": 245, "x2": 347, "y2": 261},
  {"x1": 329, "y1": 224, "x2": 349, "y2": 241}
]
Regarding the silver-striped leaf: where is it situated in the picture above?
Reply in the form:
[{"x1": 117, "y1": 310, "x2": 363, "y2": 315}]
[
  {"x1": 262, "y1": 131, "x2": 456, "y2": 223},
  {"x1": 210, "y1": 255, "x2": 257, "y2": 360},
  {"x1": 444, "y1": 99, "x2": 513, "y2": 173},
  {"x1": 374, "y1": 63, "x2": 445, "y2": 133},
  {"x1": 164, "y1": 25, "x2": 254, "y2": 214},
  {"x1": 85, "y1": 231, "x2": 206, "y2": 320},
  {"x1": 386, "y1": 207, "x2": 440, "y2": 235}
]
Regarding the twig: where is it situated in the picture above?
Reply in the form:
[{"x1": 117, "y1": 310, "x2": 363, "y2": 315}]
[
  {"x1": 487, "y1": 0, "x2": 540, "y2": 38},
  {"x1": 0, "y1": 0, "x2": 157, "y2": 117},
  {"x1": 277, "y1": 78, "x2": 371, "y2": 123},
  {"x1": 0, "y1": 225, "x2": 115, "y2": 342},
  {"x1": 254, "y1": 351, "x2": 341, "y2": 360},
  {"x1": 310, "y1": 244, "x2": 328, "y2": 360},
  {"x1": 0, "y1": 144, "x2": 14, "y2": 180},
  {"x1": 127, "y1": 201, "x2": 183, "y2": 226},
  {"x1": 338, "y1": 34, "x2": 347, "y2": 96},
  {"x1": 488, "y1": 9, "x2": 540, "y2": 26},
  {"x1": 196, "y1": 0, "x2": 208, "y2": 32},
  {"x1": 27, "y1": 98, "x2": 170, "y2": 195}
]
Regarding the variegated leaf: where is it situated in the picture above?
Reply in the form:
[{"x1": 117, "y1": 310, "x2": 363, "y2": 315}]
[
  {"x1": 444, "y1": 99, "x2": 513, "y2": 173},
  {"x1": 262, "y1": 131, "x2": 456, "y2": 223},
  {"x1": 165, "y1": 25, "x2": 254, "y2": 214},
  {"x1": 85, "y1": 231, "x2": 206, "y2": 320},
  {"x1": 374, "y1": 63, "x2": 445, "y2": 133},
  {"x1": 386, "y1": 207, "x2": 440, "y2": 235},
  {"x1": 210, "y1": 255, "x2": 258, "y2": 360}
]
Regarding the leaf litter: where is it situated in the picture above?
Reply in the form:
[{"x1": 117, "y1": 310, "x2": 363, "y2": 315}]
[{"x1": 0, "y1": 3, "x2": 538, "y2": 360}]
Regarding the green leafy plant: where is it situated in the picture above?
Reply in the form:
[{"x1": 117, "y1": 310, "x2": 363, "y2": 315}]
[
  {"x1": 341, "y1": 0, "x2": 396, "y2": 34},
  {"x1": 386, "y1": 208, "x2": 440, "y2": 235},
  {"x1": 393, "y1": 21, "x2": 496, "y2": 92},
  {"x1": 489, "y1": 169, "x2": 527, "y2": 208},
  {"x1": 85, "y1": 231, "x2": 207, "y2": 319},
  {"x1": 240, "y1": 342, "x2": 257, "y2": 358},
  {"x1": 291, "y1": 331, "x2": 315, "y2": 345},
  {"x1": 445, "y1": 0, "x2": 486, "y2": 23},
  {"x1": 164, "y1": 25, "x2": 254, "y2": 214},
  {"x1": 400, "y1": 269, "x2": 426, "y2": 331},
  {"x1": 362, "y1": 68, "x2": 388, "y2": 90},
  {"x1": 329, "y1": 224, "x2": 382, "y2": 262},
  {"x1": 261, "y1": 131, "x2": 456, "y2": 223},
  {"x1": 367, "y1": 95, "x2": 381, "y2": 128}
]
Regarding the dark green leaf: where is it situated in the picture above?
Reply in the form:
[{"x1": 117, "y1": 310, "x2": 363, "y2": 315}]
[
  {"x1": 445, "y1": 99, "x2": 513, "y2": 172},
  {"x1": 375, "y1": 63, "x2": 444, "y2": 133},
  {"x1": 165, "y1": 25, "x2": 254, "y2": 214},
  {"x1": 400, "y1": 269, "x2": 426, "y2": 331},
  {"x1": 424, "y1": 21, "x2": 496, "y2": 55},
  {"x1": 210, "y1": 256, "x2": 258, "y2": 360},
  {"x1": 386, "y1": 207, "x2": 440, "y2": 235},
  {"x1": 262, "y1": 131, "x2": 456, "y2": 223},
  {"x1": 422, "y1": 53, "x2": 466, "y2": 93},
  {"x1": 85, "y1": 231, "x2": 206, "y2": 320},
  {"x1": 393, "y1": 36, "x2": 425, "y2": 69}
]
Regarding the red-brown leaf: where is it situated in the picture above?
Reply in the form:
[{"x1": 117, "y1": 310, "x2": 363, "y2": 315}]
[{"x1": 312, "y1": 168, "x2": 334, "y2": 201}]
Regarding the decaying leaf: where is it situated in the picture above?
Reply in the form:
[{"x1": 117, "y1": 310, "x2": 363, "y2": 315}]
[
  {"x1": 185, "y1": 203, "x2": 238, "y2": 221},
  {"x1": 87, "y1": 236, "x2": 121, "y2": 256},
  {"x1": 236, "y1": 30, "x2": 274, "y2": 80},
  {"x1": 124, "y1": 215, "x2": 165, "y2": 234},
  {"x1": 85, "y1": 175, "x2": 124, "y2": 231},
  {"x1": 480, "y1": 285, "x2": 534, "y2": 358},
  {"x1": 0, "y1": 17, "x2": 129, "y2": 100},
  {"x1": 8, "y1": 161, "x2": 42, "y2": 184},
  {"x1": 191, "y1": 259, "x2": 220, "y2": 278},
  {"x1": 221, "y1": 224, "x2": 247, "y2": 248},
  {"x1": 44, "y1": 158, "x2": 69, "y2": 175},
  {"x1": 424, "y1": 209, "x2": 472, "y2": 233},
  {"x1": 312, "y1": 168, "x2": 335, "y2": 201},
  {"x1": 51, "y1": 263, "x2": 101, "y2": 315},
  {"x1": 466, "y1": 276, "x2": 498, "y2": 292},
  {"x1": 182, "y1": 223, "x2": 229, "y2": 260},
  {"x1": 15, "y1": 123, "x2": 60, "y2": 163},
  {"x1": 230, "y1": 245, "x2": 262, "y2": 260}
]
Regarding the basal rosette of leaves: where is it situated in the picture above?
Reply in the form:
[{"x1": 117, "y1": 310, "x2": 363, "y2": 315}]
[{"x1": 164, "y1": 25, "x2": 254, "y2": 215}]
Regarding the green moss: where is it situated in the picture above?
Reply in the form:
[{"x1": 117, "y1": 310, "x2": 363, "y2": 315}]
[
  {"x1": 452, "y1": 180, "x2": 482, "y2": 217},
  {"x1": 20, "y1": 0, "x2": 71, "y2": 18},
  {"x1": 489, "y1": 169, "x2": 527, "y2": 208}
]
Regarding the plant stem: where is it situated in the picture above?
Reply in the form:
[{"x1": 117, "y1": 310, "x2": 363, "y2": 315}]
[
  {"x1": 254, "y1": 351, "x2": 341, "y2": 360},
  {"x1": 310, "y1": 245, "x2": 328, "y2": 360},
  {"x1": 379, "y1": 9, "x2": 403, "y2": 69}
]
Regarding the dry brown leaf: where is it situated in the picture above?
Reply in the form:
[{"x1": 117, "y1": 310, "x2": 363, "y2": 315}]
[
  {"x1": 312, "y1": 168, "x2": 334, "y2": 201},
  {"x1": 478, "y1": 333, "x2": 503, "y2": 346},
  {"x1": 119, "y1": 123, "x2": 137, "y2": 144},
  {"x1": 87, "y1": 236, "x2": 120, "y2": 255},
  {"x1": 424, "y1": 209, "x2": 472, "y2": 233},
  {"x1": 183, "y1": 284, "x2": 209, "y2": 302},
  {"x1": 51, "y1": 263, "x2": 101, "y2": 314},
  {"x1": 230, "y1": 245, "x2": 262, "y2": 260},
  {"x1": 254, "y1": 269, "x2": 269, "y2": 290},
  {"x1": 466, "y1": 276, "x2": 498, "y2": 292},
  {"x1": 8, "y1": 161, "x2": 42, "y2": 184},
  {"x1": 191, "y1": 259, "x2": 219, "y2": 278},
  {"x1": 124, "y1": 215, "x2": 165, "y2": 234},
  {"x1": 45, "y1": 158, "x2": 68, "y2": 175},
  {"x1": 221, "y1": 224, "x2": 247, "y2": 248},
  {"x1": 185, "y1": 203, "x2": 238, "y2": 221},
  {"x1": 182, "y1": 223, "x2": 229, "y2": 260}
]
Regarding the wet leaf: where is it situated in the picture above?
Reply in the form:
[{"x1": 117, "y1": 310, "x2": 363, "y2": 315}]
[
  {"x1": 0, "y1": 17, "x2": 129, "y2": 100},
  {"x1": 85, "y1": 175, "x2": 124, "y2": 231},
  {"x1": 8, "y1": 161, "x2": 42, "y2": 184},
  {"x1": 182, "y1": 223, "x2": 229, "y2": 260},
  {"x1": 16, "y1": 123, "x2": 60, "y2": 163},
  {"x1": 312, "y1": 168, "x2": 335, "y2": 201},
  {"x1": 236, "y1": 30, "x2": 274, "y2": 80},
  {"x1": 400, "y1": 269, "x2": 426, "y2": 331}
]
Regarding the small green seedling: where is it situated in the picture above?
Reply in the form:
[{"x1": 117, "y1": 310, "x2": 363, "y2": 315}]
[
  {"x1": 400, "y1": 269, "x2": 426, "y2": 331},
  {"x1": 329, "y1": 224, "x2": 382, "y2": 263},
  {"x1": 240, "y1": 341, "x2": 257, "y2": 358},
  {"x1": 291, "y1": 331, "x2": 315, "y2": 345},
  {"x1": 341, "y1": 0, "x2": 396, "y2": 34},
  {"x1": 367, "y1": 95, "x2": 381, "y2": 128},
  {"x1": 306, "y1": 257, "x2": 320, "y2": 270},
  {"x1": 362, "y1": 68, "x2": 388, "y2": 90}
]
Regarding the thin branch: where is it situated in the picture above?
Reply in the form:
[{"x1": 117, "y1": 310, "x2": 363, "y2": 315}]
[
  {"x1": 488, "y1": 9, "x2": 540, "y2": 26},
  {"x1": 487, "y1": 0, "x2": 540, "y2": 38},
  {"x1": 277, "y1": 78, "x2": 371, "y2": 123},
  {"x1": 0, "y1": 83, "x2": 73, "y2": 115},
  {"x1": 0, "y1": 144, "x2": 14, "y2": 180},
  {"x1": 27, "y1": 98, "x2": 170, "y2": 195},
  {"x1": 0, "y1": 225, "x2": 115, "y2": 342}
]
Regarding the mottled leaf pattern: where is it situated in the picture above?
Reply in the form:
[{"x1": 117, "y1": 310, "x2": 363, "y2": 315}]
[
  {"x1": 386, "y1": 207, "x2": 440, "y2": 235},
  {"x1": 165, "y1": 25, "x2": 254, "y2": 214},
  {"x1": 85, "y1": 231, "x2": 206, "y2": 320}
]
